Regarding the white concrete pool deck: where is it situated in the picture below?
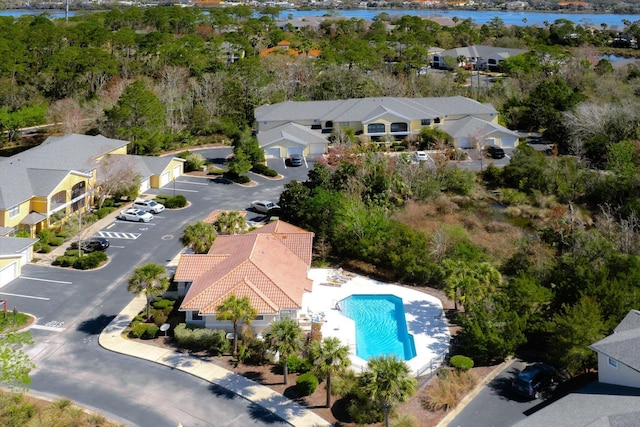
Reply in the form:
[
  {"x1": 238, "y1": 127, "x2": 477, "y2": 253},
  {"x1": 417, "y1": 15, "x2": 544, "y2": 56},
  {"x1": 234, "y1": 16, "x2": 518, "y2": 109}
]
[{"x1": 302, "y1": 268, "x2": 451, "y2": 376}]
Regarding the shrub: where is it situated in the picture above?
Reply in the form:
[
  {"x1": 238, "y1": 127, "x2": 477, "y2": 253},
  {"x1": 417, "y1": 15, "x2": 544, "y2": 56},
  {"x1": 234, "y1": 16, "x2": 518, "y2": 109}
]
[
  {"x1": 450, "y1": 355, "x2": 474, "y2": 371},
  {"x1": 178, "y1": 151, "x2": 206, "y2": 172},
  {"x1": 286, "y1": 354, "x2": 311, "y2": 374},
  {"x1": 296, "y1": 372, "x2": 318, "y2": 396},
  {"x1": 423, "y1": 369, "x2": 478, "y2": 411},
  {"x1": 48, "y1": 237, "x2": 64, "y2": 246},
  {"x1": 164, "y1": 195, "x2": 187, "y2": 208},
  {"x1": 56, "y1": 230, "x2": 72, "y2": 239},
  {"x1": 39, "y1": 244, "x2": 51, "y2": 253},
  {"x1": 152, "y1": 298, "x2": 174, "y2": 311},
  {"x1": 251, "y1": 163, "x2": 278, "y2": 177},
  {"x1": 64, "y1": 249, "x2": 82, "y2": 256},
  {"x1": 173, "y1": 324, "x2": 228, "y2": 354},
  {"x1": 129, "y1": 323, "x2": 148, "y2": 338},
  {"x1": 54, "y1": 255, "x2": 78, "y2": 267},
  {"x1": 37, "y1": 229, "x2": 52, "y2": 245},
  {"x1": 153, "y1": 313, "x2": 168, "y2": 327},
  {"x1": 33, "y1": 242, "x2": 43, "y2": 252},
  {"x1": 94, "y1": 207, "x2": 114, "y2": 219},
  {"x1": 501, "y1": 188, "x2": 529, "y2": 206},
  {"x1": 15, "y1": 230, "x2": 31, "y2": 238},
  {"x1": 73, "y1": 251, "x2": 107, "y2": 270},
  {"x1": 142, "y1": 324, "x2": 159, "y2": 339}
]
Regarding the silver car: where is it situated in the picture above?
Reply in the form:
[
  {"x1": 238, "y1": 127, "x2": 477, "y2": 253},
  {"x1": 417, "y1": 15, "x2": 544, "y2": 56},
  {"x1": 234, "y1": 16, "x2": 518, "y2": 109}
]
[
  {"x1": 251, "y1": 200, "x2": 280, "y2": 214},
  {"x1": 133, "y1": 200, "x2": 165, "y2": 214}
]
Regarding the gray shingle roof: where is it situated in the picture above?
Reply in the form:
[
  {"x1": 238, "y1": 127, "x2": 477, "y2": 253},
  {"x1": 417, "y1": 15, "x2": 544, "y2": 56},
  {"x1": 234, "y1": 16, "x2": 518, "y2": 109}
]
[
  {"x1": 257, "y1": 122, "x2": 327, "y2": 148},
  {"x1": 437, "y1": 45, "x2": 527, "y2": 59},
  {"x1": 255, "y1": 96, "x2": 496, "y2": 124},
  {"x1": 514, "y1": 382, "x2": 640, "y2": 427},
  {"x1": 440, "y1": 116, "x2": 519, "y2": 139},
  {"x1": 590, "y1": 310, "x2": 640, "y2": 373},
  {"x1": 0, "y1": 134, "x2": 128, "y2": 210},
  {"x1": 0, "y1": 236, "x2": 38, "y2": 257}
]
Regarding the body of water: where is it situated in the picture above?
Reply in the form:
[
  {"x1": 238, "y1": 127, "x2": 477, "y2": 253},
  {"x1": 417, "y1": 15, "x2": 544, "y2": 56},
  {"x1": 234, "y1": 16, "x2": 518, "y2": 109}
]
[
  {"x1": 3, "y1": 7, "x2": 640, "y2": 28},
  {"x1": 284, "y1": 8, "x2": 640, "y2": 27},
  {"x1": 341, "y1": 294, "x2": 416, "y2": 361}
]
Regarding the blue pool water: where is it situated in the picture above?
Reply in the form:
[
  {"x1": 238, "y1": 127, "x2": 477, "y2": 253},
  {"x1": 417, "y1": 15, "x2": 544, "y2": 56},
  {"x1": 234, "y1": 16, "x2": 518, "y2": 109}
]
[{"x1": 340, "y1": 294, "x2": 416, "y2": 361}]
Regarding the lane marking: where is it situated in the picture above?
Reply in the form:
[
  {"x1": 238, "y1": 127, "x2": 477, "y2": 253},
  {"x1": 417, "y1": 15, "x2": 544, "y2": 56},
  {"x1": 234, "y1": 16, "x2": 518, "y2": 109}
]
[
  {"x1": 31, "y1": 324, "x2": 65, "y2": 332},
  {"x1": 20, "y1": 276, "x2": 72, "y2": 285},
  {"x1": 109, "y1": 245, "x2": 125, "y2": 249},
  {"x1": 176, "y1": 180, "x2": 208, "y2": 186},
  {"x1": 0, "y1": 292, "x2": 50, "y2": 300},
  {"x1": 96, "y1": 231, "x2": 141, "y2": 240}
]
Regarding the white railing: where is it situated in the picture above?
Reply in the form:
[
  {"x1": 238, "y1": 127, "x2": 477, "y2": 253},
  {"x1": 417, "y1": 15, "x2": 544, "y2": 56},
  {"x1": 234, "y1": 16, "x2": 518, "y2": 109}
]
[{"x1": 416, "y1": 349, "x2": 448, "y2": 378}]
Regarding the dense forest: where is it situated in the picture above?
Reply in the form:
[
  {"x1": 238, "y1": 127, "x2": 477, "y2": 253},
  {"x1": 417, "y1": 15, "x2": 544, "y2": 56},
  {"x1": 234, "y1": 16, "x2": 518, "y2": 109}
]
[{"x1": 4, "y1": 5, "x2": 640, "y2": 373}]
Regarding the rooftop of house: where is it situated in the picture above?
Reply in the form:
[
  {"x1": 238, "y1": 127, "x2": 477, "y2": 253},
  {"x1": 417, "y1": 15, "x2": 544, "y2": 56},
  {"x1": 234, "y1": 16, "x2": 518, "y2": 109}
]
[
  {"x1": 590, "y1": 310, "x2": 640, "y2": 373},
  {"x1": 255, "y1": 96, "x2": 497, "y2": 124},
  {"x1": 0, "y1": 134, "x2": 128, "y2": 210},
  {"x1": 177, "y1": 220, "x2": 314, "y2": 315},
  {"x1": 0, "y1": 236, "x2": 39, "y2": 257}
]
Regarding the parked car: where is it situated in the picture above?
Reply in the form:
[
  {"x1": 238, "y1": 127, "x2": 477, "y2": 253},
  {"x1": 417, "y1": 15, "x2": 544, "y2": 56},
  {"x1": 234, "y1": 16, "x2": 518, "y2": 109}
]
[
  {"x1": 117, "y1": 208, "x2": 153, "y2": 222},
  {"x1": 288, "y1": 153, "x2": 303, "y2": 167},
  {"x1": 69, "y1": 237, "x2": 110, "y2": 253},
  {"x1": 485, "y1": 145, "x2": 506, "y2": 159},
  {"x1": 415, "y1": 151, "x2": 430, "y2": 162},
  {"x1": 133, "y1": 199, "x2": 165, "y2": 214},
  {"x1": 251, "y1": 200, "x2": 280, "y2": 214},
  {"x1": 512, "y1": 363, "x2": 556, "y2": 399}
]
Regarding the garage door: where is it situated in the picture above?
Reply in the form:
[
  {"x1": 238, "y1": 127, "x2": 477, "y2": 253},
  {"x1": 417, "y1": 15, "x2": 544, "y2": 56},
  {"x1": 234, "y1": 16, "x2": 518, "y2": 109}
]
[
  {"x1": 173, "y1": 164, "x2": 182, "y2": 179},
  {"x1": 264, "y1": 148, "x2": 281, "y2": 159},
  {"x1": 286, "y1": 146, "x2": 304, "y2": 157},
  {"x1": 308, "y1": 143, "x2": 326, "y2": 155},
  {"x1": 140, "y1": 179, "x2": 150, "y2": 193},
  {"x1": 0, "y1": 262, "x2": 17, "y2": 288},
  {"x1": 160, "y1": 171, "x2": 171, "y2": 187}
]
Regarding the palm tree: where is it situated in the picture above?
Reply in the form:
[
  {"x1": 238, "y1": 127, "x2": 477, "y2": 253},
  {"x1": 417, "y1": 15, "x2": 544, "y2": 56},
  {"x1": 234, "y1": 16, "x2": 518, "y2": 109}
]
[
  {"x1": 214, "y1": 211, "x2": 246, "y2": 235},
  {"x1": 216, "y1": 296, "x2": 257, "y2": 356},
  {"x1": 263, "y1": 318, "x2": 303, "y2": 385},
  {"x1": 127, "y1": 263, "x2": 170, "y2": 320},
  {"x1": 181, "y1": 220, "x2": 216, "y2": 254},
  {"x1": 363, "y1": 355, "x2": 418, "y2": 427},
  {"x1": 309, "y1": 337, "x2": 351, "y2": 408}
]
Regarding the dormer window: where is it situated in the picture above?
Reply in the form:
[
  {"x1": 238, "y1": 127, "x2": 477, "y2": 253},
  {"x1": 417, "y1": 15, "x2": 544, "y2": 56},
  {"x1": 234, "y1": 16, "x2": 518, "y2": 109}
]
[
  {"x1": 421, "y1": 119, "x2": 431, "y2": 126},
  {"x1": 434, "y1": 117, "x2": 441, "y2": 124}
]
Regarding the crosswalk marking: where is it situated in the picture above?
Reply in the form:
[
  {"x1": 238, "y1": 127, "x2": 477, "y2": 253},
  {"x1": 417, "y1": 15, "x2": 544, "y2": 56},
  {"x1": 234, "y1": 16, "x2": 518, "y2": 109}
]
[{"x1": 96, "y1": 231, "x2": 141, "y2": 240}]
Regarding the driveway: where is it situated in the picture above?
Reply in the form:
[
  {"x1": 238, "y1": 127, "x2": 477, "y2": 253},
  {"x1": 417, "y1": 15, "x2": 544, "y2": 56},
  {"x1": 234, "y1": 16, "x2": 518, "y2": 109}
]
[
  {"x1": 0, "y1": 154, "x2": 300, "y2": 426},
  {"x1": 447, "y1": 358, "x2": 554, "y2": 427}
]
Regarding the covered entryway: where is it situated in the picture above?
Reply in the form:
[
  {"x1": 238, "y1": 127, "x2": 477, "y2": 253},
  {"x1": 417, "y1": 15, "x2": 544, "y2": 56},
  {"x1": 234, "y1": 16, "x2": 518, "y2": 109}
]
[
  {"x1": 0, "y1": 262, "x2": 17, "y2": 287},
  {"x1": 286, "y1": 146, "x2": 304, "y2": 157},
  {"x1": 264, "y1": 147, "x2": 281, "y2": 159}
]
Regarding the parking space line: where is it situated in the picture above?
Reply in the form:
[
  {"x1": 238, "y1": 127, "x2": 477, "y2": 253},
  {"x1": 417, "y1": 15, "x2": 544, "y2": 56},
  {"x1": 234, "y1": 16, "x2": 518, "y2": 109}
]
[
  {"x1": 173, "y1": 188, "x2": 199, "y2": 193},
  {"x1": 176, "y1": 180, "x2": 208, "y2": 186},
  {"x1": 31, "y1": 324, "x2": 65, "y2": 332},
  {"x1": 0, "y1": 292, "x2": 50, "y2": 300},
  {"x1": 20, "y1": 276, "x2": 72, "y2": 285}
]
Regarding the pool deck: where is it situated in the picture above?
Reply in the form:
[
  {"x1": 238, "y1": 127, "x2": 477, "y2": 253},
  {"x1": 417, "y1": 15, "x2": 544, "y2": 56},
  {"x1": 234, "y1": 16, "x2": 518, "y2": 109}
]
[{"x1": 302, "y1": 268, "x2": 451, "y2": 376}]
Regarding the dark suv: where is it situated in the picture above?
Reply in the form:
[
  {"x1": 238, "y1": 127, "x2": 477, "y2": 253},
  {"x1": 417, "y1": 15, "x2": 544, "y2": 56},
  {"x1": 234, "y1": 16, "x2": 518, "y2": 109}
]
[
  {"x1": 69, "y1": 237, "x2": 110, "y2": 253},
  {"x1": 485, "y1": 145, "x2": 506, "y2": 159},
  {"x1": 512, "y1": 363, "x2": 555, "y2": 399}
]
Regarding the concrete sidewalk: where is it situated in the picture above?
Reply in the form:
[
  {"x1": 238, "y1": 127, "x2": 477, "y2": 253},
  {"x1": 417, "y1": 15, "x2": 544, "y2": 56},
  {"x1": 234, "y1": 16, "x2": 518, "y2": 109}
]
[{"x1": 99, "y1": 297, "x2": 332, "y2": 427}]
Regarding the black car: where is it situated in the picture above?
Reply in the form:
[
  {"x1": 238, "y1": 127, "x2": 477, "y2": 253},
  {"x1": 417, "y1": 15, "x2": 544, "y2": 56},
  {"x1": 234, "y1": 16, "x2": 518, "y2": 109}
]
[
  {"x1": 485, "y1": 145, "x2": 506, "y2": 159},
  {"x1": 288, "y1": 153, "x2": 303, "y2": 167},
  {"x1": 512, "y1": 363, "x2": 556, "y2": 399},
  {"x1": 69, "y1": 237, "x2": 110, "y2": 253}
]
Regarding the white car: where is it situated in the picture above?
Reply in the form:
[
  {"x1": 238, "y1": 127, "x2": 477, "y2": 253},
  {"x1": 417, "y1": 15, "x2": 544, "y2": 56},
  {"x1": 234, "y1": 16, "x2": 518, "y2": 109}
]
[
  {"x1": 133, "y1": 199, "x2": 165, "y2": 214},
  {"x1": 251, "y1": 200, "x2": 280, "y2": 214},
  {"x1": 415, "y1": 151, "x2": 430, "y2": 162},
  {"x1": 117, "y1": 208, "x2": 153, "y2": 222}
]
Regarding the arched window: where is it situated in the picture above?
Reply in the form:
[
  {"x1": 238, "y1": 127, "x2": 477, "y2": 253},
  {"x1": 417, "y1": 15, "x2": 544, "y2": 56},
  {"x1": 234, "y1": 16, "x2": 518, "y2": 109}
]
[{"x1": 367, "y1": 123, "x2": 385, "y2": 133}]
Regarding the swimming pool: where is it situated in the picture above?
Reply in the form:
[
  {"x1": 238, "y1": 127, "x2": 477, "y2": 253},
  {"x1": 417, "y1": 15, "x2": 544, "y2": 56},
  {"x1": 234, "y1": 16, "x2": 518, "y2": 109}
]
[{"x1": 340, "y1": 294, "x2": 417, "y2": 361}]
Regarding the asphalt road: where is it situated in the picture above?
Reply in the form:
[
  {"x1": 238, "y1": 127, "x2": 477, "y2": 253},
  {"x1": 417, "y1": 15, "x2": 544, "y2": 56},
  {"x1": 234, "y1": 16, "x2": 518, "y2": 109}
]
[
  {"x1": 448, "y1": 358, "x2": 552, "y2": 427},
  {"x1": 1, "y1": 147, "x2": 312, "y2": 427}
]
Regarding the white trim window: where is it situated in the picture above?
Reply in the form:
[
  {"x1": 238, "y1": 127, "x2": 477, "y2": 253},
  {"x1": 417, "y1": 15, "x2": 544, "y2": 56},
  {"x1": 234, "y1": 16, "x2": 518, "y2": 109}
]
[
  {"x1": 8, "y1": 205, "x2": 19, "y2": 218},
  {"x1": 608, "y1": 357, "x2": 618, "y2": 369}
]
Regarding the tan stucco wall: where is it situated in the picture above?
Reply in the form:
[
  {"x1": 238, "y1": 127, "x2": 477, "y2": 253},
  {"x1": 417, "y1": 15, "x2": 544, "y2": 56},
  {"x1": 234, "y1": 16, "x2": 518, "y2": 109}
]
[{"x1": 0, "y1": 200, "x2": 31, "y2": 229}]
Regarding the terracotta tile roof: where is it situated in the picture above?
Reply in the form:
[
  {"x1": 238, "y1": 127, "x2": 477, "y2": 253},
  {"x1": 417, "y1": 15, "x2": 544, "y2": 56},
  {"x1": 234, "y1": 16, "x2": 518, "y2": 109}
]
[
  {"x1": 252, "y1": 220, "x2": 314, "y2": 265},
  {"x1": 178, "y1": 220, "x2": 314, "y2": 316},
  {"x1": 174, "y1": 254, "x2": 227, "y2": 281},
  {"x1": 202, "y1": 209, "x2": 247, "y2": 224}
]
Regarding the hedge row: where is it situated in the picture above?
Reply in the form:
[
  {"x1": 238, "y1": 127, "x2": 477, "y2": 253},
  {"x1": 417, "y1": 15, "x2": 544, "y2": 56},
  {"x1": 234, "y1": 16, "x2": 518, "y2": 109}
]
[
  {"x1": 173, "y1": 323, "x2": 229, "y2": 354},
  {"x1": 53, "y1": 251, "x2": 107, "y2": 270},
  {"x1": 251, "y1": 163, "x2": 278, "y2": 177}
]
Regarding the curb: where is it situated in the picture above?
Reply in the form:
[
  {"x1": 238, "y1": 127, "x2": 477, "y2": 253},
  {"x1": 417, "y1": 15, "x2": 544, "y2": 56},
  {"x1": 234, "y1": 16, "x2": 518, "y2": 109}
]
[{"x1": 436, "y1": 357, "x2": 514, "y2": 427}]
